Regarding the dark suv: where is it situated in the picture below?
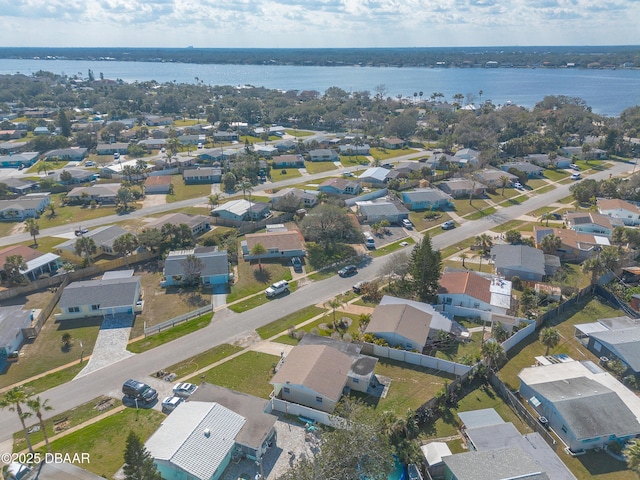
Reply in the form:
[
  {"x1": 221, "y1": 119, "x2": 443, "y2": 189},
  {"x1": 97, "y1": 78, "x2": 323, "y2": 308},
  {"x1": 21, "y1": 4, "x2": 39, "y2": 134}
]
[{"x1": 122, "y1": 379, "x2": 158, "y2": 404}]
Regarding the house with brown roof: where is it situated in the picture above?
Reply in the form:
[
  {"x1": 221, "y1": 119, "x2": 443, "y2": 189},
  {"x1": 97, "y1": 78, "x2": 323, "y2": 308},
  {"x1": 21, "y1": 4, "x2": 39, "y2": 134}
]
[
  {"x1": 0, "y1": 245, "x2": 62, "y2": 281},
  {"x1": 272, "y1": 154, "x2": 305, "y2": 168},
  {"x1": 318, "y1": 178, "x2": 361, "y2": 196},
  {"x1": 534, "y1": 226, "x2": 610, "y2": 262},
  {"x1": 270, "y1": 337, "x2": 378, "y2": 413},
  {"x1": 597, "y1": 198, "x2": 640, "y2": 226},
  {"x1": 382, "y1": 137, "x2": 407, "y2": 149},
  {"x1": 437, "y1": 271, "x2": 512, "y2": 315},
  {"x1": 437, "y1": 178, "x2": 486, "y2": 198},
  {"x1": 564, "y1": 211, "x2": 622, "y2": 237},
  {"x1": 145, "y1": 213, "x2": 210, "y2": 236},
  {"x1": 241, "y1": 230, "x2": 305, "y2": 260},
  {"x1": 66, "y1": 184, "x2": 120, "y2": 204},
  {"x1": 144, "y1": 175, "x2": 173, "y2": 194}
]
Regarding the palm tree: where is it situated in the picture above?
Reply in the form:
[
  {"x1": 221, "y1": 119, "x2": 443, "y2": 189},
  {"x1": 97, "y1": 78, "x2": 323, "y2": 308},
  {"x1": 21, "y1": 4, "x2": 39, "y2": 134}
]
[
  {"x1": 540, "y1": 234, "x2": 561, "y2": 254},
  {"x1": 625, "y1": 439, "x2": 640, "y2": 473},
  {"x1": 540, "y1": 327, "x2": 561, "y2": 356},
  {"x1": 481, "y1": 340, "x2": 505, "y2": 371},
  {"x1": 26, "y1": 396, "x2": 53, "y2": 453},
  {"x1": 0, "y1": 387, "x2": 34, "y2": 454},
  {"x1": 25, "y1": 218, "x2": 40, "y2": 247},
  {"x1": 540, "y1": 212, "x2": 553, "y2": 227},
  {"x1": 208, "y1": 193, "x2": 220, "y2": 210},
  {"x1": 324, "y1": 295, "x2": 345, "y2": 331},
  {"x1": 460, "y1": 253, "x2": 468, "y2": 268},
  {"x1": 36, "y1": 161, "x2": 49, "y2": 176},
  {"x1": 473, "y1": 250, "x2": 485, "y2": 272},
  {"x1": 250, "y1": 243, "x2": 267, "y2": 272},
  {"x1": 74, "y1": 236, "x2": 97, "y2": 265},
  {"x1": 47, "y1": 201, "x2": 56, "y2": 217},
  {"x1": 499, "y1": 175, "x2": 510, "y2": 196},
  {"x1": 475, "y1": 233, "x2": 493, "y2": 255}
]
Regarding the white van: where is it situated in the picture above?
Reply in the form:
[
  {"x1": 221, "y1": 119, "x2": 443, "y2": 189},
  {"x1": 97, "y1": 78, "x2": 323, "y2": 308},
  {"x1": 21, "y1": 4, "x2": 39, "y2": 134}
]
[{"x1": 364, "y1": 232, "x2": 376, "y2": 249}]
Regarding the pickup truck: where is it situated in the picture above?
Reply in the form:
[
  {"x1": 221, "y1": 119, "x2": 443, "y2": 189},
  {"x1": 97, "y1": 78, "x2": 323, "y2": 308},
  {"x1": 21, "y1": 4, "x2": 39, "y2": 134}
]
[{"x1": 265, "y1": 280, "x2": 289, "y2": 298}]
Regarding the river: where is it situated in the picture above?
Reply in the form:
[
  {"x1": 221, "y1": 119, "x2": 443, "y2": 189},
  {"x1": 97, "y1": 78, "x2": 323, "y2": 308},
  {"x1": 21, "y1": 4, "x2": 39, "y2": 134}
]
[{"x1": 0, "y1": 59, "x2": 639, "y2": 116}]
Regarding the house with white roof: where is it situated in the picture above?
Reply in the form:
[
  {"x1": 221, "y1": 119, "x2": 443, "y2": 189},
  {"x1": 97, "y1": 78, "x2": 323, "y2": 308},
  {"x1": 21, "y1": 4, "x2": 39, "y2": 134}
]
[
  {"x1": 597, "y1": 198, "x2": 640, "y2": 226},
  {"x1": 212, "y1": 199, "x2": 270, "y2": 222},
  {"x1": 358, "y1": 167, "x2": 390, "y2": 186},
  {"x1": 0, "y1": 305, "x2": 34, "y2": 357},
  {"x1": 339, "y1": 144, "x2": 370, "y2": 155},
  {"x1": 355, "y1": 198, "x2": 409, "y2": 224},
  {"x1": 0, "y1": 194, "x2": 50, "y2": 221},
  {"x1": 145, "y1": 401, "x2": 247, "y2": 480},
  {"x1": 518, "y1": 360, "x2": 640, "y2": 452}
]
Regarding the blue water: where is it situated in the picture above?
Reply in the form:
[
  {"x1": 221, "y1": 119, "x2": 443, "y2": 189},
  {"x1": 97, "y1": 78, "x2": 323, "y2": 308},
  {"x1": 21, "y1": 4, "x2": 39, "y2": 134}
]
[
  {"x1": 388, "y1": 457, "x2": 406, "y2": 480},
  {"x1": 0, "y1": 59, "x2": 639, "y2": 116}
]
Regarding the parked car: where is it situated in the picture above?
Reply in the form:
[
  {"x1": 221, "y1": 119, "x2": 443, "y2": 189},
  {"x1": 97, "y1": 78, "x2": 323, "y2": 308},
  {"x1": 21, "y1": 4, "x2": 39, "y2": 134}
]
[
  {"x1": 162, "y1": 396, "x2": 183, "y2": 413},
  {"x1": 173, "y1": 382, "x2": 198, "y2": 397},
  {"x1": 352, "y1": 281, "x2": 367, "y2": 293},
  {"x1": 291, "y1": 257, "x2": 303, "y2": 272},
  {"x1": 570, "y1": 164, "x2": 580, "y2": 171},
  {"x1": 85, "y1": 161, "x2": 96, "y2": 167},
  {"x1": 513, "y1": 182, "x2": 523, "y2": 189},
  {"x1": 265, "y1": 280, "x2": 290, "y2": 298},
  {"x1": 570, "y1": 173, "x2": 581, "y2": 180},
  {"x1": 441, "y1": 220, "x2": 455, "y2": 230},
  {"x1": 401, "y1": 219, "x2": 413, "y2": 229},
  {"x1": 338, "y1": 265, "x2": 358, "y2": 277},
  {"x1": 122, "y1": 379, "x2": 158, "y2": 405},
  {"x1": 74, "y1": 228, "x2": 89, "y2": 236}
]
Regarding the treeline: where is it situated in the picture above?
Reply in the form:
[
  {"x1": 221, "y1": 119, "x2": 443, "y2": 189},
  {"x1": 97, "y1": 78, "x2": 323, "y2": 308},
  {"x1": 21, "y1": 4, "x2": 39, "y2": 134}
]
[{"x1": 0, "y1": 46, "x2": 639, "y2": 68}]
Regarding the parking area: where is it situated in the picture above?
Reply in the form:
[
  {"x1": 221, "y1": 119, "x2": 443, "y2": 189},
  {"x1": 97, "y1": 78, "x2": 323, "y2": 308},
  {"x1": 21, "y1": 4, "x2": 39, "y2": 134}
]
[{"x1": 362, "y1": 225, "x2": 409, "y2": 249}]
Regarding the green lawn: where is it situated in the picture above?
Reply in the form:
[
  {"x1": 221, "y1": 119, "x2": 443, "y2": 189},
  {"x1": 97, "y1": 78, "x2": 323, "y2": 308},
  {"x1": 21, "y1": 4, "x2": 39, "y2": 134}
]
[
  {"x1": 256, "y1": 306, "x2": 326, "y2": 339},
  {"x1": 191, "y1": 351, "x2": 279, "y2": 399},
  {"x1": 286, "y1": 129, "x2": 314, "y2": 137},
  {"x1": 536, "y1": 184, "x2": 556, "y2": 195},
  {"x1": 304, "y1": 161, "x2": 338, "y2": 174},
  {"x1": 340, "y1": 155, "x2": 370, "y2": 167},
  {"x1": 26, "y1": 160, "x2": 69, "y2": 173},
  {"x1": 527, "y1": 179, "x2": 549, "y2": 189},
  {"x1": 43, "y1": 408, "x2": 165, "y2": 478},
  {"x1": 228, "y1": 281, "x2": 299, "y2": 313},
  {"x1": 408, "y1": 211, "x2": 451, "y2": 233},
  {"x1": 164, "y1": 344, "x2": 243, "y2": 378},
  {"x1": 492, "y1": 220, "x2": 527, "y2": 233},
  {"x1": 20, "y1": 363, "x2": 86, "y2": 397},
  {"x1": 544, "y1": 169, "x2": 570, "y2": 181},
  {"x1": 439, "y1": 238, "x2": 476, "y2": 260},
  {"x1": 465, "y1": 206, "x2": 497, "y2": 220},
  {"x1": 127, "y1": 313, "x2": 213, "y2": 353},
  {"x1": 369, "y1": 147, "x2": 417, "y2": 161},
  {"x1": 227, "y1": 259, "x2": 293, "y2": 303},
  {"x1": 369, "y1": 238, "x2": 415, "y2": 257},
  {"x1": 167, "y1": 179, "x2": 211, "y2": 203},
  {"x1": 270, "y1": 168, "x2": 302, "y2": 182},
  {"x1": 452, "y1": 199, "x2": 490, "y2": 216}
]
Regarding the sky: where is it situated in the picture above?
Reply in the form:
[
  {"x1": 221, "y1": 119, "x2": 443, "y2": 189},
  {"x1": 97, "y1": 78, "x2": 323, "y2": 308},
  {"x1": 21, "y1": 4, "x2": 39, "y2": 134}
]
[{"x1": 0, "y1": 0, "x2": 638, "y2": 48}]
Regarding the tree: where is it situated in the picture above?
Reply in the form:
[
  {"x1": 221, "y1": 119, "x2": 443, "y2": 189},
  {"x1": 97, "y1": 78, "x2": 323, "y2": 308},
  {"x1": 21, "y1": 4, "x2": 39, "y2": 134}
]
[
  {"x1": 4, "y1": 255, "x2": 28, "y2": 285},
  {"x1": 208, "y1": 193, "x2": 220, "y2": 210},
  {"x1": 460, "y1": 252, "x2": 468, "y2": 268},
  {"x1": 36, "y1": 161, "x2": 49, "y2": 176},
  {"x1": 474, "y1": 233, "x2": 493, "y2": 255},
  {"x1": 61, "y1": 332, "x2": 72, "y2": 348},
  {"x1": 481, "y1": 340, "x2": 505, "y2": 370},
  {"x1": 540, "y1": 212, "x2": 554, "y2": 227},
  {"x1": 221, "y1": 172, "x2": 237, "y2": 192},
  {"x1": 0, "y1": 387, "x2": 34, "y2": 454},
  {"x1": 47, "y1": 201, "x2": 56, "y2": 217},
  {"x1": 250, "y1": 243, "x2": 267, "y2": 272},
  {"x1": 540, "y1": 327, "x2": 561, "y2": 356},
  {"x1": 181, "y1": 254, "x2": 204, "y2": 285},
  {"x1": 74, "y1": 236, "x2": 97, "y2": 265},
  {"x1": 113, "y1": 233, "x2": 139, "y2": 267},
  {"x1": 408, "y1": 235, "x2": 442, "y2": 303},
  {"x1": 116, "y1": 186, "x2": 136, "y2": 211},
  {"x1": 504, "y1": 230, "x2": 522, "y2": 244},
  {"x1": 26, "y1": 396, "x2": 53, "y2": 453},
  {"x1": 500, "y1": 175, "x2": 510, "y2": 196},
  {"x1": 123, "y1": 431, "x2": 162, "y2": 480},
  {"x1": 25, "y1": 218, "x2": 40, "y2": 247},
  {"x1": 540, "y1": 234, "x2": 561, "y2": 254},
  {"x1": 58, "y1": 109, "x2": 71, "y2": 137},
  {"x1": 59, "y1": 170, "x2": 73, "y2": 184},
  {"x1": 624, "y1": 439, "x2": 640, "y2": 474},
  {"x1": 325, "y1": 295, "x2": 346, "y2": 331},
  {"x1": 299, "y1": 204, "x2": 362, "y2": 249}
]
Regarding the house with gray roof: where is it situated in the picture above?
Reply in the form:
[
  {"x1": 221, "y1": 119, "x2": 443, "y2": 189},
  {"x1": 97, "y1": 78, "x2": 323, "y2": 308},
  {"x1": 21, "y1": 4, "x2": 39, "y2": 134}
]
[
  {"x1": 525, "y1": 153, "x2": 571, "y2": 169},
  {"x1": 400, "y1": 188, "x2": 452, "y2": 210},
  {"x1": 518, "y1": 360, "x2": 640, "y2": 452},
  {"x1": 500, "y1": 161, "x2": 544, "y2": 177},
  {"x1": 0, "y1": 194, "x2": 50, "y2": 221},
  {"x1": 212, "y1": 199, "x2": 270, "y2": 222},
  {"x1": 270, "y1": 188, "x2": 318, "y2": 210},
  {"x1": 272, "y1": 154, "x2": 305, "y2": 168},
  {"x1": 308, "y1": 149, "x2": 338, "y2": 162},
  {"x1": 55, "y1": 225, "x2": 129, "y2": 258},
  {"x1": 565, "y1": 211, "x2": 622, "y2": 237},
  {"x1": 574, "y1": 316, "x2": 640, "y2": 374},
  {"x1": 0, "y1": 151, "x2": 39, "y2": 168},
  {"x1": 43, "y1": 147, "x2": 88, "y2": 161},
  {"x1": 339, "y1": 144, "x2": 370, "y2": 155},
  {"x1": 183, "y1": 167, "x2": 221, "y2": 184},
  {"x1": 145, "y1": 401, "x2": 247, "y2": 480},
  {"x1": 0, "y1": 177, "x2": 39, "y2": 195},
  {"x1": 54, "y1": 167, "x2": 96, "y2": 185},
  {"x1": 442, "y1": 447, "x2": 551, "y2": 480},
  {"x1": 145, "y1": 213, "x2": 210, "y2": 237},
  {"x1": 318, "y1": 178, "x2": 361, "y2": 196},
  {"x1": 67, "y1": 184, "x2": 120, "y2": 204},
  {"x1": 96, "y1": 143, "x2": 130, "y2": 155},
  {"x1": 162, "y1": 247, "x2": 230, "y2": 287},
  {"x1": 0, "y1": 305, "x2": 33, "y2": 357},
  {"x1": 490, "y1": 244, "x2": 547, "y2": 281},
  {"x1": 453, "y1": 147, "x2": 480, "y2": 165},
  {"x1": 437, "y1": 178, "x2": 486, "y2": 198},
  {"x1": 473, "y1": 168, "x2": 518, "y2": 187},
  {"x1": 561, "y1": 146, "x2": 608, "y2": 160},
  {"x1": 355, "y1": 199, "x2": 409, "y2": 224},
  {"x1": 55, "y1": 273, "x2": 142, "y2": 321}
]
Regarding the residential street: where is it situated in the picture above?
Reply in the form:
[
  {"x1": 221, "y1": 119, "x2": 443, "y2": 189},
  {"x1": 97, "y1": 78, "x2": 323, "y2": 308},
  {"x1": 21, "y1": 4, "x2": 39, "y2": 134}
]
[{"x1": 0, "y1": 160, "x2": 634, "y2": 442}]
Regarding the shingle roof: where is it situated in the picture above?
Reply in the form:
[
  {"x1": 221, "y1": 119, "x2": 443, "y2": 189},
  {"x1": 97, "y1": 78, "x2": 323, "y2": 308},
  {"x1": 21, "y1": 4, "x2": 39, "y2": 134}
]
[
  {"x1": 532, "y1": 376, "x2": 640, "y2": 439},
  {"x1": 565, "y1": 212, "x2": 618, "y2": 229},
  {"x1": 366, "y1": 304, "x2": 432, "y2": 347},
  {"x1": 588, "y1": 326, "x2": 640, "y2": 371},
  {"x1": 491, "y1": 244, "x2": 546, "y2": 276},
  {"x1": 443, "y1": 447, "x2": 549, "y2": 480},
  {"x1": 357, "y1": 201, "x2": 408, "y2": 217},
  {"x1": 144, "y1": 175, "x2": 173, "y2": 186},
  {"x1": 598, "y1": 198, "x2": 640, "y2": 214},
  {"x1": 402, "y1": 188, "x2": 452, "y2": 203},
  {"x1": 438, "y1": 271, "x2": 492, "y2": 304},
  {"x1": 164, "y1": 247, "x2": 229, "y2": 277},
  {"x1": 145, "y1": 401, "x2": 245, "y2": 480},
  {"x1": 270, "y1": 344, "x2": 351, "y2": 401},
  {"x1": 58, "y1": 276, "x2": 140, "y2": 309},
  {"x1": 183, "y1": 167, "x2": 221, "y2": 178},
  {"x1": 146, "y1": 213, "x2": 208, "y2": 231},
  {"x1": 67, "y1": 184, "x2": 120, "y2": 198},
  {"x1": 0, "y1": 245, "x2": 42, "y2": 267},
  {"x1": 245, "y1": 230, "x2": 304, "y2": 252}
]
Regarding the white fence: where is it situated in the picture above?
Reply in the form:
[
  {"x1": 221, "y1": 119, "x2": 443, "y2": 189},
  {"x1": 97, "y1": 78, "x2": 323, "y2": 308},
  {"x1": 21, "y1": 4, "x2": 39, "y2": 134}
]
[
  {"x1": 501, "y1": 320, "x2": 536, "y2": 353},
  {"x1": 266, "y1": 397, "x2": 343, "y2": 428},
  {"x1": 361, "y1": 343, "x2": 471, "y2": 376},
  {"x1": 143, "y1": 304, "x2": 212, "y2": 336},
  {"x1": 345, "y1": 188, "x2": 388, "y2": 207}
]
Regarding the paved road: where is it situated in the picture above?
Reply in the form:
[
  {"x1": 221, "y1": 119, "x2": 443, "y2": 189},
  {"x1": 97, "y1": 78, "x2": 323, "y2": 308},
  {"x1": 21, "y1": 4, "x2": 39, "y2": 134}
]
[
  {"x1": 0, "y1": 150, "x2": 428, "y2": 247},
  {"x1": 0, "y1": 160, "x2": 633, "y2": 441}
]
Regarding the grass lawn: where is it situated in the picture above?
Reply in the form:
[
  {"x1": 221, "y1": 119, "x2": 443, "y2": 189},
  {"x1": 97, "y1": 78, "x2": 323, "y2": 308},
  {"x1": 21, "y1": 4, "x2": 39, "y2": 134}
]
[
  {"x1": 256, "y1": 305, "x2": 326, "y2": 339},
  {"x1": 369, "y1": 238, "x2": 415, "y2": 257},
  {"x1": 286, "y1": 129, "x2": 314, "y2": 137},
  {"x1": 227, "y1": 259, "x2": 292, "y2": 303},
  {"x1": 559, "y1": 194, "x2": 576, "y2": 205},
  {"x1": 408, "y1": 211, "x2": 451, "y2": 232},
  {"x1": 535, "y1": 184, "x2": 556, "y2": 195},
  {"x1": 465, "y1": 206, "x2": 497, "y2": 220},
  {"x1": 20, "y1": 363, "x2": 86, "y2": 397},
  {"x1": 452, "y1": 198, "x2": 490, "y2": 216},
  {"x1": 132, "y1": 264, "x2": 212, "y2": 336},
  {"x1": 544, "y1": 169, "x2": 570, "y2": 182},
  {"x1": 26, "y1": 160, "x2": 68, "y2": 174},
  {"x1": 304, "y1": 161, "x2": 338, "y2": 174},
  {"x1": 127, "y1": 313, "x2": 213, "y2": 353},
  {"x1": 0, "y1": 313, "x2": 102, "y2": 389},
  {"x1": 498, "y1": 297, "x2": 622, "y2": 391},
  {"x1": 340, "y1": 155, "x2": 371, "y2": 167},
  {"x1": 228, "y1": 282, "x2": 299, "y2": 313},
  {"x1": 492, "y1": 220, "x2": 527, "y2": 233},
  {"x1": 43, "y1": 408, "x2": 165, "y2": 478},
  {"x1": 36, "y1": 202, "x2": 121, "y2": 231},
  {"x1": 353, "y1": 358, "x2": 455, "y2": 416},
  {"x1": 431, "y1": 332, "x2": 483, "y2": 363},
  {"x1": 193, "y1": 351, "x2": 279, "y2": 399},
  {"x1": 270, "y1": 168, "x2": 302, "y2": 182},
  {"x1": 167, "y1": 179, "x2": 211, "y2": 203},
  {"x1": 527, "y1": 179, "x2": 549, "y2": 189},
  {"x1": 576, "y1": 159, "x2": 604, "y2": 170},
  {"x1": 442, "y1": 260, "x2": 495, "y2": 274},
  {"x1": 439, "y1": 238, "x2": 476, "y2": 260},
  {"x1": 369, "y1": 147, "x2": 417, "y2": 161},
  {"x1": 528, "y1": 206, "x2": 555, "y2": 217},
  {"x1": 13, "y1": 395, "x2": 118, "y2": 451},
  {"x1": 164, "y1": 344, "x2": 243, "y2": 378}
]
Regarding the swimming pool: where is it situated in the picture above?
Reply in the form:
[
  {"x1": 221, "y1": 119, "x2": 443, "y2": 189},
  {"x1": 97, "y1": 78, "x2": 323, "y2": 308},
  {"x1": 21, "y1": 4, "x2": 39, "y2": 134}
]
[{"x1": 388, "y1": 456, "x2": 406, "y2": 480}]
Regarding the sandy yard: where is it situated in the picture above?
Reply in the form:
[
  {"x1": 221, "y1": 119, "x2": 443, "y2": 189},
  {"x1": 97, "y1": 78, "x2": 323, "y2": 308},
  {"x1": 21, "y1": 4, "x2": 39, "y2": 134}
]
[
  {"x1": 141, "y1": 194, "x2": 168, "y2": 208},
  {"x1": 9, "y1": 223, "x2": 25, "y2": 235}
]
